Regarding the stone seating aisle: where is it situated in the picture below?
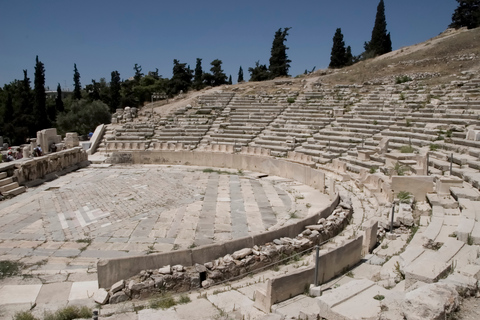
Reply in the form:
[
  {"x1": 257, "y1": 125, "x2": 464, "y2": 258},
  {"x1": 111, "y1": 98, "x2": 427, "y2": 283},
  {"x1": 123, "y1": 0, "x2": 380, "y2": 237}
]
[
  {"x1": 0, "y1": 170, "x2": 26, "y2": 197},
  {"x1": 98, "y1": 123, "x2": 155, "y2": 152}
]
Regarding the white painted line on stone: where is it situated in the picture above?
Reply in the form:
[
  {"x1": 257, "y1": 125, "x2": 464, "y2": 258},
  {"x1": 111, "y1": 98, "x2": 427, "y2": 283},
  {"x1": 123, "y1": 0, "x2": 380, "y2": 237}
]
[
  {"x1": 75, "y1": 210, "x2": 88, "y2": 227},
  {"x1": 58, "y1": 212, "x2": 69, "y2": 229}
]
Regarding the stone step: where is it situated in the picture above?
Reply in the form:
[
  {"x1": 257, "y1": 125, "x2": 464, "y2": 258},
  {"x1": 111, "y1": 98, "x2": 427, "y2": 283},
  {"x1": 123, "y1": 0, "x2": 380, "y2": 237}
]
[
  {"x1": 0, "y1": 177, "x2": 14, "y2": 187},
  {"x1": 0, "y1": 182, "x2": 21, "y2": 193},
  {"x1": 0, "y1": 172, "x2": 7, "y2": 179},
  {"x1": 3, "y1": 186, "x2": 26, "y2": 197}
]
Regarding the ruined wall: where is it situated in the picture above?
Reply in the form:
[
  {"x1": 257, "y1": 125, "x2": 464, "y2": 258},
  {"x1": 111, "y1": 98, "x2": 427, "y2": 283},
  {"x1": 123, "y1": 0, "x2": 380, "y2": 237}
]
[
  {"x1": 109, "y1": 151, "x2": 325, "y2": 191},
  {"x1": 13, "y1": 147, "x2": 89, "y2": 185}
]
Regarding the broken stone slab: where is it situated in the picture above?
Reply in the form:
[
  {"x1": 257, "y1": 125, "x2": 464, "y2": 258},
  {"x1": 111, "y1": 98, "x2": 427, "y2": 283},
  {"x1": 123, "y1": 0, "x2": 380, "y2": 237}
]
[
  {"x1": 110, "y1": 279, "x2": 125, "y2": 294},
  {"x1": 232, "y1": 248, "x2": 253, "y2": 260},
  {"x1": 158, "y1": 265, "x2": 171, "y2": 275},
  {"x1": 195, "y1": 263, "x2": 207, "y2": 273},
  {"x1": 439, "y1": 273, "x2": 478, "y2": 297},
  {"x1": 93, "y1": 288, "x2": 109, "y2": 305},
  {"x1": 172, "y1": 264, "x2": 184, "y2": 272},
  {"x1": 202, "y1": 279, "x2": 214, "y2": 288},
  {"x1": 305, "y1": 225, "x2": 323, "y2": 231},
  {"x1": 402, "y1": 283, "x2": 459, "y2": 320}
]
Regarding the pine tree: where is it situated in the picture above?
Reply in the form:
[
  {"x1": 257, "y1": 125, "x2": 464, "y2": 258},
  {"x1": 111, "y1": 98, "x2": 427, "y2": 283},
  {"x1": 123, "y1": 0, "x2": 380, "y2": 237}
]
[
  {"x1": 210, "y1": 59, "x2": 227, "y2": 87},
  {"x1": 19, "y1": 70, "x2": 35, "y2": 138},
  {"x1": 34, "y1": 56, "x2": 49, "y2": 131},
  {"x1": 248, "y1": 61, "x2": 270, "y2": 81},
  {"x1": 228, "y1": 75, "x2": 232, "y2": 85},
  {"x1": 55, "y1": 83, "x2": 64, "y2": 114},
  {"x1": 73, "y1": 63, "x2": 82, "y2": 100},
  {"x1": 169, "y1": 59, "x2": 192, "y2": 95},
  {"x1": 237, "y1": 66, "x2": 244, "y2": 83},
  {"x1": 133, "y1": 64, "x2": 143, "y2": 82},
  {"x1": 269, "y1": 27, "x2": 292, "y2": 78},
  {"x1": 194, "y1": 58, "x2": 204, "y2": 90},
  {"x1": 450, "y1": 0, "x2": 480, "y2": 29},
  {"x1": 110, "y1": 71, "x2": 121, "y2": 113},
  {"x1": 329, "y1": 28, "x2": 348, "y2": 68},
  {"x1": 364, "y1": 0, "x2": 392, "y2": 57}
]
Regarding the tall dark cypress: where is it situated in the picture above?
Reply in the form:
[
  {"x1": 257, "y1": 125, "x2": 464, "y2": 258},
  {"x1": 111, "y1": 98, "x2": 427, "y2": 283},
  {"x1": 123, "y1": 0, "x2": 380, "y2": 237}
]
[
  {"x1": 269, "y1": 28, "x2": 292, "y2": 78},
  {"x1": 329, "y1": 28, "x2": 347, "y2": 69},
  {"x1": 237, "y1": 66, "x2": 244, "y2": 83},
  {"x1": 34, "y1": 56, "x2": 49, "y2": 130},
  {"x1": 73, "y1": 63, "x2": 82, "y2": 100},
  {"x1": 55, "y1": 83, "x2": 64, "y2": 114},
  {"x1": 194, "y1": 58, "x2": 204, "y2": 90},
  {"x1": 110, "y1": 71, "x2": 121, "y2": 113},
  {"x1": 365, "y1": 0, "x2": 392, "y2": 57}
]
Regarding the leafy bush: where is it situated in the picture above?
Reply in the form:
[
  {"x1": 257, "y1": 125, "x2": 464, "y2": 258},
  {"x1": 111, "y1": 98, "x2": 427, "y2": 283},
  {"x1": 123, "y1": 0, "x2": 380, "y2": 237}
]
[
  {"x1": 43, "y1": 305, "x2": 92, "y2": 320},
  {"x1": 287, "y1": 97, "x2": 295, "y2": 104},
  {"x1": 13, "y1": 311, "x2": 38, "y2": 320},
  {"x1": 57, "y1": 99, "x2": 111, "y2": 136},
  {"x1": 400, "y1": 145, "x2": 415, "y2": 153},
  {"x1": 0, "y1": 260, "x2": 23, "y2": 279},
  {"x1": 429, "y1": 144, "x2": 439, "y2": 151},
  {"x1": 395, "y1": 75, "x2": 412, "y2": 84},
  {"x1": 397, "y1": 191, "x2": 412, "y2": 203}
]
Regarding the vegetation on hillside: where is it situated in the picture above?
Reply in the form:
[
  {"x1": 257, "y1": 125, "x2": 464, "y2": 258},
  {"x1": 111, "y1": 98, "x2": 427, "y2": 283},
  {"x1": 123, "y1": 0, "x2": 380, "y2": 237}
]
[{"x1": 450, "y1": 0, "x2": 480, "y2": 29}]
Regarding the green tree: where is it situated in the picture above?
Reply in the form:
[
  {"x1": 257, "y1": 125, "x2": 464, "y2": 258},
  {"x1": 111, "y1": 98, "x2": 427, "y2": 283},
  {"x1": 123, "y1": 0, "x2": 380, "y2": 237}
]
[
  {"x1": 133, "y1": 64, "x2": 143, "y2": 83},
  {"x1": 269, "y1": 27, "x2": 292, "y2": 78},
  {"x1": 34, "y1": 56, "x2": 49, "y2": 131},
  {"x1": 73, "y1": 63, "x2": 82, "y2": 100},
  {"x1": 237, "y1": 66, "x2": 244, "y2": 83},
  {"x1": 194, "y1": 58, "x2": 204, "y2": 90},
  {"x1": 57, "y1": 99, "x2": 111, "y2": 135},
  {"x1": 55, "y1": 83, "x2": 64, "y2": 114},
  {"x1": 228, "y1": 75, "x2": 232, "y2": 85},
  {"x1": 364, "y1": 0, "x2": 392, "y2": 57},
  {"x1": 248, "y1": 61, "x2": 270, "y2": 81},
  {"x1": 209, "y1": 59, "x2": 227, "y2": 87},
  {"x1": 110, "y1": 71, "x2": 121, "y2": 112},
  {"x1": 329, "y1": 28, "x2": 348, "y2": 68},
  {"x1": 169, "y1": 59, "x2": 192, "y2": 95},
  {"x1": 345, "y1": 46, "x2": 354, "y2": 66},
  {"x1": 450, "y1": 0, "x2": 480, "y2": 29}
]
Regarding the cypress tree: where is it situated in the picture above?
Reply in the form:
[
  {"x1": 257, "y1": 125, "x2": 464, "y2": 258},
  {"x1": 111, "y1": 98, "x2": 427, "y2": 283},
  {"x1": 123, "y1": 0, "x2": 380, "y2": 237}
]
[
  {"x1": 169, "y1": 59, "x2": 192, "y2": 95},
  {"x1": 228, "y1": 75, "x2": 232, "y2": 85},
  {"x1": 110, "y1": 71, "x2": 121, "y2": 113},
  {"x1": 237, "y1": 66, "x2": 244, "y2": 83},
  {"x1": 55, "y1": 83, "x2": 64, "y2": 114},
  {"x1": 345, "y1": 46, "x2": 354, "y2": 66},
  {"x1": 73, "y1": 63, "x2": 82, "y2": 100},
  {"x1": 269, "y1": 27, "x2": 292, "y2": 78},
  {"x1": 34, "y1": 55, "x2": 49, "y2": 130},
  {"x1": 133, "y1": 64, "x2": 143, "y2": 82},
  {"x1": 450, "y1": 0, "x2": 480, "y2": 29},
  {"x1": 364, "y1": 0, "x2": 392, "y2": 57},
  {"x1": 194, "y1": 58, "x2": 204, "y2": 90},
  {"x1": 329, "y1": 28, "x2": 348, "y2": 68}
]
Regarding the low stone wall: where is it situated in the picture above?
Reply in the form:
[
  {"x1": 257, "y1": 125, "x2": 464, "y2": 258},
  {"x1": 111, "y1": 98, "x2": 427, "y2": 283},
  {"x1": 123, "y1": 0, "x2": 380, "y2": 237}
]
[
  {"x1": 98, "y1": 195, "x2": 340, "y2": 289},
  {"x1": 108, "y1": 151, "x2": 326, "y2": 191},
  {"x1": 13, "y1": 147, "x2": 89, "y2": 185},
  {"x1": 102, "y1": 202, "x2": 353, "y2": 304},
  {"x1": 254, "y1": 236, "x2": 364, "y2": 313}
]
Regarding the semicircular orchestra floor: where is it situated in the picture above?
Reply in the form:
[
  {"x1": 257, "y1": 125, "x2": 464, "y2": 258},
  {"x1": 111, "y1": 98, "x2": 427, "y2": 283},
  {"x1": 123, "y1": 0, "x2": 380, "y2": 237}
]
[{"x1": 0, "y1": 164, "x2": 330, "y2": 277}]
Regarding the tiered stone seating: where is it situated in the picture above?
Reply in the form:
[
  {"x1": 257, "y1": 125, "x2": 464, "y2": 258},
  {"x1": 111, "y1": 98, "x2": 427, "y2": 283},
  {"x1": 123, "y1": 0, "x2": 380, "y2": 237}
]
[
  {"x1": 200, "y1": 94, "x2": 287, "y2": 151},
  {"x1": 99, "y1": 123, "x2": 155, "y2": 152}
]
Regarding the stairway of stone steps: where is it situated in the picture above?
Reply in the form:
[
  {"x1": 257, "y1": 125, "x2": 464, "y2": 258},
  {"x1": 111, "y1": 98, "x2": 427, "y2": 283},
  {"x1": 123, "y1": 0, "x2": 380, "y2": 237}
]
[{"x1": 0, "y1": 171, "x2": 26, "y2": 197}]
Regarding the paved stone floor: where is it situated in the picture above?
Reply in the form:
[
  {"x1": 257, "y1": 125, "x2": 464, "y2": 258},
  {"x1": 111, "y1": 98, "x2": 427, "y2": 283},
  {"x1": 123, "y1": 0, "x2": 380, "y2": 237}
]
[{"x1": 0, "y1": 164, "x2": 329, "y2": 319}]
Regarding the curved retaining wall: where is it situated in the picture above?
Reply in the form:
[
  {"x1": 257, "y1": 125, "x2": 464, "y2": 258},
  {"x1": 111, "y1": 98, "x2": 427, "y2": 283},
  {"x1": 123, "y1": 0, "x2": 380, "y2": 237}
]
[{"x1": 98, "y1": 151, "x2": 338, "y2": 288}]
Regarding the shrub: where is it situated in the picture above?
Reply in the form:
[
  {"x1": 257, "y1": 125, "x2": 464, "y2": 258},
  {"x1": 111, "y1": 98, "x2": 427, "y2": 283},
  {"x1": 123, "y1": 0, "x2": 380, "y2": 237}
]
[
  {"x1": 429, "y1": 144, "x2": 439, "y2": 151},
  {"x1": 400, "y1": 145, "x2": 415, "y2": 153},
  {"x1": 397, "y1": 191, "x2": 412, "y2": 203},
  {"x1": 0, "y1": 260, "x2": 23, "y2": 279},
  {"x1": 149, "y1": 293, "x2": 176, "y2": 309},
  {"x1": 395, "y1": 75, "x2": 412, "y2": 84},
  {"x1": 43, "y1": 306, "x2": 92, "y2": 320},
  {"x1": 13, "y1": 311, "x2": 38, "y2": 320},
  {"x1": 287, "y1": 97, "x2": 295, "y2": 104}
]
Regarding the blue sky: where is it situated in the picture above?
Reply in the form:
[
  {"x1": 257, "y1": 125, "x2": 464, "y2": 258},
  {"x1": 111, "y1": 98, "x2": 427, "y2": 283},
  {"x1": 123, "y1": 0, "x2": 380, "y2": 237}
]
[{"x1": 0, "y1": 0, "x2": 457, "y2": 90}]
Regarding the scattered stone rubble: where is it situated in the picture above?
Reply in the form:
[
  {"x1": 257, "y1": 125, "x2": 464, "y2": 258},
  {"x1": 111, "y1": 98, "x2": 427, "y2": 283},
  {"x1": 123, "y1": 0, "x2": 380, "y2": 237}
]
[{"x1": 98, "y1": 201, "x2": 353, "y2": 305}]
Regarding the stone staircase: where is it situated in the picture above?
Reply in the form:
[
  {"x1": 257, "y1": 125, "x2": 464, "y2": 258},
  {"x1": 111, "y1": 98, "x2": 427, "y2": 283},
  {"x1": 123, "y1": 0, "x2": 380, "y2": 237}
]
[{"x1": 0, "y1": 171, "x2": 26, "y2": 197}]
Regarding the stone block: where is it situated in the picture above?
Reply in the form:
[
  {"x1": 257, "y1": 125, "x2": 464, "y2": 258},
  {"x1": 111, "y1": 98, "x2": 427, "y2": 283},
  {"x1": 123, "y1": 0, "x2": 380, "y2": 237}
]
[
  {"x1": 110, "y1": 279, "x2": 125, "y2": 294},
  {"x1": 93, "y1": 288, "x2": 109, "y2": 305}
]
